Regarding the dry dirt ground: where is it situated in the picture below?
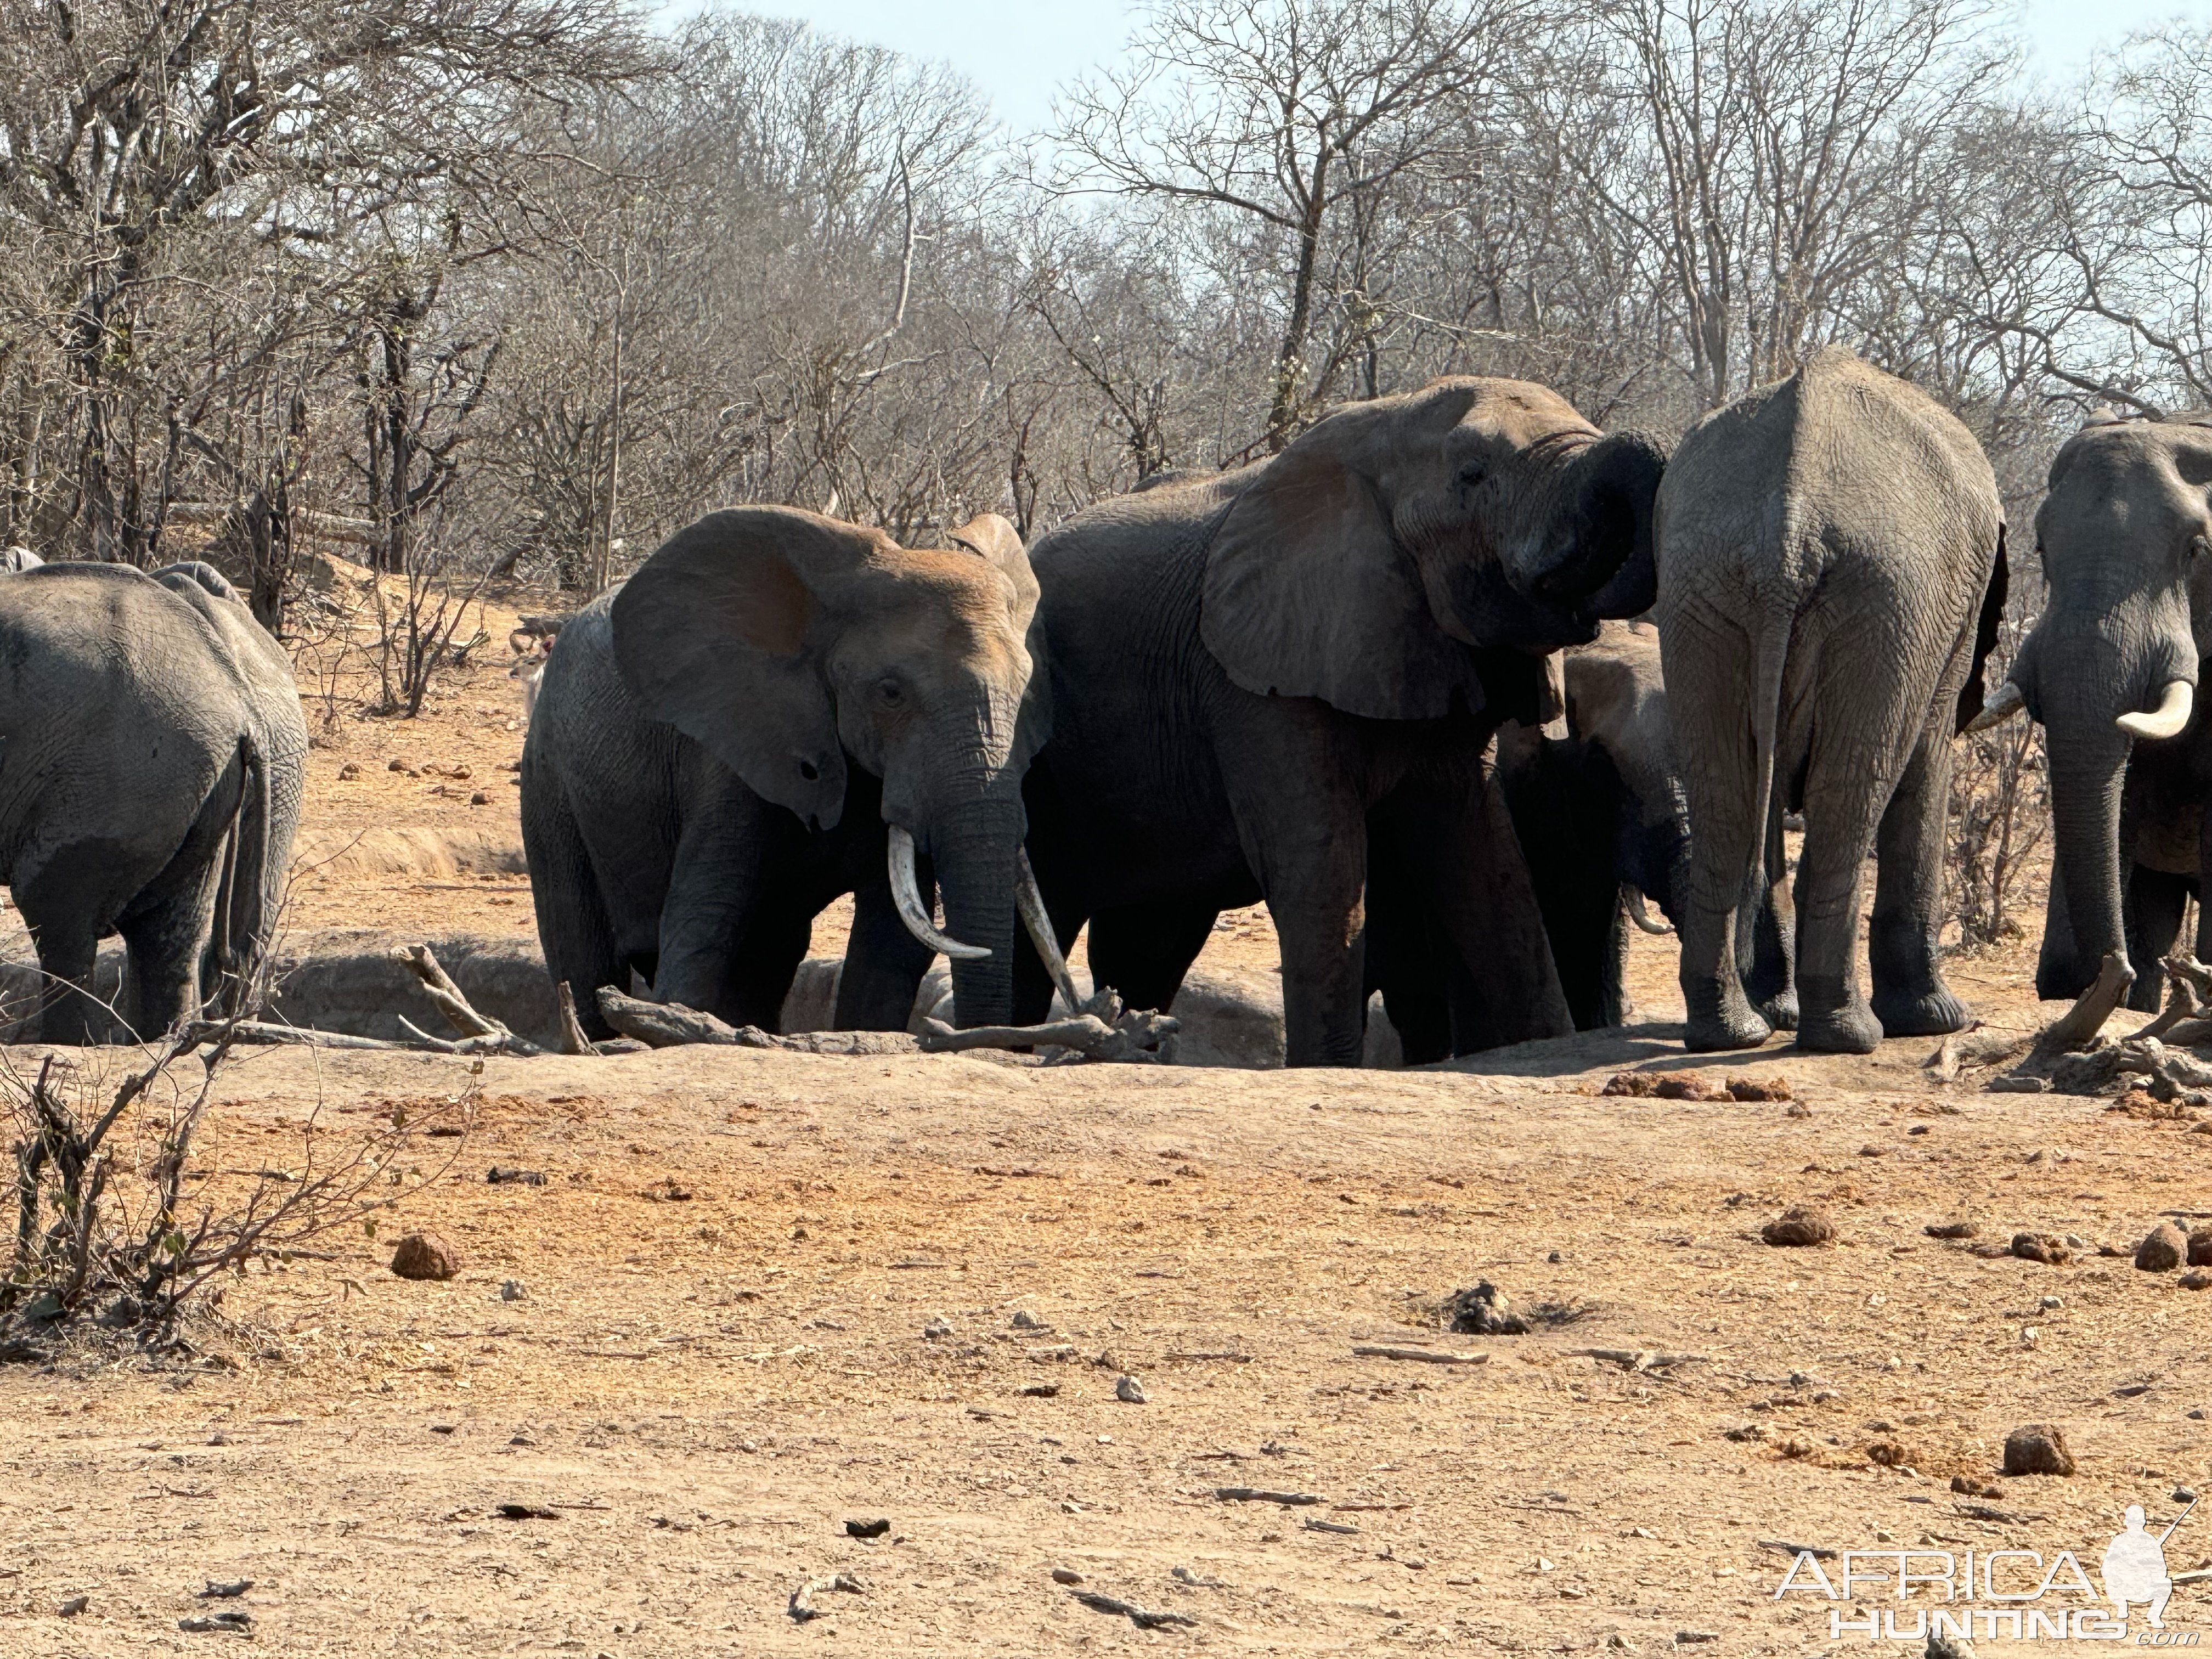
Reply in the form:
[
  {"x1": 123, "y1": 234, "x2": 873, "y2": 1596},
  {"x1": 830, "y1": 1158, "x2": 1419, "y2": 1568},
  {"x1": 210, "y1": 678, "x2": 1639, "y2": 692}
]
[{"x1": 0, "y1": 562, "x2": 2205, "y2": 1655}]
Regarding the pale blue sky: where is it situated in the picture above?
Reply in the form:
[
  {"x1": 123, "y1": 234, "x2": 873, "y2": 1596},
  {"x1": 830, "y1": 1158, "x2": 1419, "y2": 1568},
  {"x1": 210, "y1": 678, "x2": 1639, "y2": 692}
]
[{"x1": 656, "y1": 0, "x2": 2212, "y2": 135}]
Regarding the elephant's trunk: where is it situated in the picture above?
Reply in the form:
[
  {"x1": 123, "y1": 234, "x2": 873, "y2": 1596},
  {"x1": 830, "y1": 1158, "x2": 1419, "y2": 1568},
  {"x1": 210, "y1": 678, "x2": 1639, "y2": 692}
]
[
  {"x1": 1516, "y1": 430, "x2": 1668, "y2": 615},
  {"x1": 2032, "y1": 623, "x2": 2147, "y2": 995},
  {"x1": 929, "y1": 792, "x2": 1028, "y2": 1028}
]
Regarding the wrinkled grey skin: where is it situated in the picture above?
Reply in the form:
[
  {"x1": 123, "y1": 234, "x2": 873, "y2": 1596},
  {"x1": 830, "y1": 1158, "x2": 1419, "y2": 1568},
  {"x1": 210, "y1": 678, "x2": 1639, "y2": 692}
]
[
  {"x1": 1656, "y1": 349, "x2": 2006, "y2": 1054},
  {"x1": 521, "y1": 508, "x2": 1046, "y2": 1039},
  {"x1": 1012, "y1": 376, "x2": 1667, "y2": 1066},
  {"x1": 0, "y1": 561, "x2": 307, "y2": 1042},
  {"x1": 2006, "y1": 414, "x2": 2212, "y2": 1006},
  {"x1": 1496, "y1": 622, "x2": 1692, "y2": 1029}
]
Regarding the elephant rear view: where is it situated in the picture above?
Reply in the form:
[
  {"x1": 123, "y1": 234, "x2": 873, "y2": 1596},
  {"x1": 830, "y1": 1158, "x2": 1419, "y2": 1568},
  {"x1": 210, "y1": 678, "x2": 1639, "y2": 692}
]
[
  {"x1": 1656, "y1": 349, "x2": 2006, "y2": 1053},
  {"x1": 0, "y1": 562, "x2": 307, "y2": 1042}
]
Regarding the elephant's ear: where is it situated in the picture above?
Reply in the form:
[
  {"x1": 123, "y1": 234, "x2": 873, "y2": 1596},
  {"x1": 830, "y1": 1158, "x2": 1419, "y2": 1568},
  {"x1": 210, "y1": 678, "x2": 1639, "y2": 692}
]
[
  {"x1": 947, "y1": 512, "x2": 1039, "y2": 630},
  {"x1": 1200, "y1": 448, "x2": 1477, "y2": 721},
  {"x1": 611, "y1": 508, "x2": 881, "y2": 830},
  {"x1": 1955, "y1": 522, "x2": 2010, "y2": 735}
]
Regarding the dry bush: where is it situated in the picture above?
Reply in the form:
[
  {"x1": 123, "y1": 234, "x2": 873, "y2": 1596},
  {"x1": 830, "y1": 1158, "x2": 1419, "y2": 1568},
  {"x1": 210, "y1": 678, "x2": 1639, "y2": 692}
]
[
  {"x1": 0, "y1": 1035, "x2": 471, "y2": 1365},
  {"x1": 1947, "y1": 712, "x2": 2047, "y2": 951}
]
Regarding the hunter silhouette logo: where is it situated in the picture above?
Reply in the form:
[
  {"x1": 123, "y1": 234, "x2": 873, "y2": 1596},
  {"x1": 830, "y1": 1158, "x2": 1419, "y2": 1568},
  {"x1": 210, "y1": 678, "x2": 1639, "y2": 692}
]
[
  {"x1": 1774, "y1": 1495, "x2": 2204, "y2": 1643},
  {"x1": 2106, "y1": 1498, "x2": 2197, "y2": 1630}
]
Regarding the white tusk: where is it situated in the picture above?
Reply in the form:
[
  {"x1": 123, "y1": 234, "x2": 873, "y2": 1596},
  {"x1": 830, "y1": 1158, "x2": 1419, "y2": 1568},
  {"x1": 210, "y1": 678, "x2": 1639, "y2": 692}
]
[
  {"x1": 1965, "y1": 678, "x2": 2026, "y2": 733},
  {"x1": 2118, "y1": 679, "x2": 2194, "y2": 741},
  {"x1": 1623, "y1": 884, "x2": 1673, "y2": 935},
  {"x1": 887, "y1": 826, "x2": 990, "y2": 960},
  {"x1": 1016, "y1": 849, "x2": 1084, "y2": 1012}
]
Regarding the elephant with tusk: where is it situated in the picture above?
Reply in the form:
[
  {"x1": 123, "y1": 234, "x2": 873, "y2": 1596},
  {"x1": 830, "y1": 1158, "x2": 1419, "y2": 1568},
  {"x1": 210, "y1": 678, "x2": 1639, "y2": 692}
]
[
  {"x1": 1972, "y1": 409, "x2": 2212, "y2": 1006},
  {"x1": 520, "y1": 506, "x2": 1055, "y2": 1040}
]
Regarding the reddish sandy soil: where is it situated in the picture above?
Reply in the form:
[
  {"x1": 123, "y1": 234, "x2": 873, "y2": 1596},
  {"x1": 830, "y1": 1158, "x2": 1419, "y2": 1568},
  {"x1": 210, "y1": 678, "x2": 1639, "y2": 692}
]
[{"x1": 0, "y1": 559, "x2": 2204, "y2": 1655}]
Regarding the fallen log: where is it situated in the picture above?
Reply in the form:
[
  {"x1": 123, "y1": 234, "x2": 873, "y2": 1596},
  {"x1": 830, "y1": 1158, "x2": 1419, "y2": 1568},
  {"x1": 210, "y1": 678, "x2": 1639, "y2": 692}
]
[
  {"x1": 2038, "y1": 951, "x2": 2134, "y2": 1052},
  {"x1": 596, "y1": 989, "x2": 742, "y2": 1048},
  {"x1": 916, "y1": 998, "x2": 1178, "y2": 1063},
  {"x1": 554, "y1": 983, "x2": 594, "y2": 1057},
  {"x1": 184, "y1": 1020, "x2": 408, "y2": 1051},
  {"x1": 393, "y1": 945, "x2": 542, "y2": 1056}
]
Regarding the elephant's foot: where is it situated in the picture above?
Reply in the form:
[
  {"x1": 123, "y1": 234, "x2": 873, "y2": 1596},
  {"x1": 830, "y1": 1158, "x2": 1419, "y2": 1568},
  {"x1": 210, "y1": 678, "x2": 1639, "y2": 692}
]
[
  {"x1": 1795, "y1": 977, "x2": 1882, "y2": 1054},
  {"x1": 1682, "y1": 980, "x2": 1771, "y2": 1053},
  {"x1": 1755, "y1": 989, "x2": 1799, "y2": 1032},
  {"x1": 1871, "y1": 981, "x2": 1969, "y2": 1039}
]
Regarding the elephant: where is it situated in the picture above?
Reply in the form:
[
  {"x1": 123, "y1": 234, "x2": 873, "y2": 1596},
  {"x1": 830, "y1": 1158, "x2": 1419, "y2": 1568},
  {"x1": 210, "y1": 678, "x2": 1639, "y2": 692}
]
[
  {"x1": 1656, "y1": 348, "x2": 2007, "y2": 1054},
  {"x1": 1009, "y1": 375, "x2": 1668, "y2": 1066},
  {"x1": 0, "y1": 560, "x2": 307, "y2": 1042},
  {"x1": 1494, "y1": 620, "x2": 1689, "y2": 1030},
  {"x1": 1971, "y1": 410, "x2": 2212, "y2": 1007},
  {"x1": 520, "y1": 506, "x2": 1052, "y2": 1040}
]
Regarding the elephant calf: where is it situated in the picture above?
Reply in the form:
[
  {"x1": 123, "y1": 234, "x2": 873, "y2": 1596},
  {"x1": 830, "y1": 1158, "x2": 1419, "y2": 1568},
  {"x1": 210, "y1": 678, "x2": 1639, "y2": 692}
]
[
  {"x1": 522, "y1": 507, "x2": 1053, "y2": 1038},
  {"x1": 0, "y1": 561, "x2": 306, "y2": 1042},
  {"x1": 1656, "y1": 349, "x2": 2006, "y2": 1053}
]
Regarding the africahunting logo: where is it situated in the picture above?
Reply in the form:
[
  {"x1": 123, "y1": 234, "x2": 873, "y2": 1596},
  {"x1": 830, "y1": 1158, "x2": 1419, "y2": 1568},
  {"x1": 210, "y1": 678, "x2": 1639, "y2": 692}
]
[{"x1": 1773, "y1": 1496, "x2": 2203, "y2": 1643}]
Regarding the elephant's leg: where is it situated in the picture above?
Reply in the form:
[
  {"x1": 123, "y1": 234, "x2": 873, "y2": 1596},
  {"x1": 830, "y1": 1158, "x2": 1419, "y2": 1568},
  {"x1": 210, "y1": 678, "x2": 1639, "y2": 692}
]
[
  {"x1": 652, "y1": 800, "x2": 789, "y2": 1028},
  {"x1": 521, "y1": 783, "x2": 625, "y2": 1042},
  {"x1": 1866, "y1": 714, "x2": 1971, "y2": 1038},
  {"x1": 836, "y1": 877, "x2": 938, "y2": 1031},
  {"x1": 2126, "y1": 866, "x2": 2190, "y2": 1012},
  {"x1": 1666, "y1": 618, "x2": 1772, "y2": 1052},
  {"x1": 1364, "y1": 818, "x2": 1453, "y2": 1064},
  {"x1": 15, "y1": 896, "x2": 104, "y2": 1047},
  {"x1": 1745, "y1": 793, "x2": 1799, "y2": 1029},
  {"x1": 117, "y1": 879, "x2": 221, "y2": 1040},
  {"x1": 1086, "y1": 902, "x2": 1218, "y2": 1015},
  {"x1": 1375, "y1": 761, "x2": 1572, "y2": 1056}
]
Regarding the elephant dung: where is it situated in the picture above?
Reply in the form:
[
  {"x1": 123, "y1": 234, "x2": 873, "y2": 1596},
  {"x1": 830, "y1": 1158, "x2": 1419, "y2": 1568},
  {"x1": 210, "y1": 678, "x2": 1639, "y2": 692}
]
[
  {"x1": 390, "y1": 1232, "x2": 461, "y2": 1282},
  {"x1": 2011, "y1": 1232, "x2": 2073, "y2": 1266},
  {"x1": 1760, "y1": 1205, "x2": 1835, "y2": 1248},
  {"x1": 2135, "y1": 1223, "x2": 2188, "y2": 1272},
  {"x1": 2001, "y1": 1424, "x2": 2076, "y2": 1477},
  {"x1": 1445, "y1": 1282, "x2": 1530, "y2": 1336},
  {"x1": 2189, "y1": 1226, "x2": 2212, "y2": 1267}
]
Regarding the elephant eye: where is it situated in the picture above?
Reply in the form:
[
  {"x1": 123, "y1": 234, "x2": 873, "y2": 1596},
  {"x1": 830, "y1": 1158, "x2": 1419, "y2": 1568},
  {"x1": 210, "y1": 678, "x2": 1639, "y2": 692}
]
[
  {"x1": 2191, "y1": 533, "x2": 2211, "y2": 561},
  {"x1": 1458, "y1": 462, "x2": 1487, "y2": 490},
  {"x1": 874, "y1": 677, "x2": 906, "y2": 708}
]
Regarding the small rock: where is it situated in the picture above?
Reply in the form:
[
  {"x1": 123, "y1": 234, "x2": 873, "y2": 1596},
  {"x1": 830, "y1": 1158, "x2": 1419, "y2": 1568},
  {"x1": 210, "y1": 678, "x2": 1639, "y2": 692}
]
[
  {"x1": 2180, "y1": 1270, "x2": 2211, "y2": 1291},
  {"x1": 1052, "y1": 1566, "x2": 1084, "y2": 1585},
  {"x1": 2001, "y1": 1423, "x2": 2076, "y2": 1477},
  {"x1": 469, "y1": 791, "x2": 490, "y2": 806},
  {"x1": 2176, "y1": 1487, "x2": 2198, "y2": 1503},
  {"x1": 1866, "y1": 1440, "x2": 1911, "y2": 1467},
  {"x1": 1115, "y1": 1374, "x2": 1148, "y2": 1404},
  {"x1": 1726, "y1": 1075, "x2": 1793, "y2": 1102},
  {"x1": 1926, "y1": 1624, "x2": 1977, "y2": 1659},
  {"x1": 1762, "y1": 1205, "x2": 1835, "y2": 1247},
  {"x1": 389, "y1": 1232, "x2": 460, "y2": 1282},
  {"x1": 1676, "y1": 1632, "x2": 1718, "y2": 1645},
  {"x1": 1446, "y1": 1281, "x2": 1531, "y2": 1336},
  {"x1": 2010, "y1": 1232, "x2": 2071, "y2": 1265},
  {"x1": 1011, "y1": 1310, "x2": 1048, "y2": 1330},
  {"x1": 1950, "y1": 1475, "x2": 2004, "y2": 1498},
  {"x1": 59, "y1": 1595, "x2": 87, "y2": 1617},
  {"x1": 845, "y1": 1517, "x2": 890, "y2": 1539},
  {"x1": 1020, "y1": 1384, "x2": 1060, "y2": 1398},
  {"x1": 336, "y1": 761, "x2": 362, "y2": 781},
  {"x1": 1858, "y1": 1144, "x2": 1887, "y2": 1158},
  {"x1": 179, "y1": 1612, "x2": 253, "y2": 1633},
  {"x1": 2187, "y1": 1226, "x2": 2212, "y2": 1267},
  {"x1": 1091, "y1": 1349, "x2": 1122, "y2": 1370},
  {"x1": 500, "y1": 1279, "x2": 526, "y2": 1302},
  {"x1": 2136, "y1": 1222, "x2": 2188, "y2": 1272},
  {"x1": 923, "y1": 1320, "x2": 952, "y2": 1339},
  {"x1": 2039, "y1": 1295, "x2": 2063, "y2": 1310},
  {"x1": 387, "y1": 757, "x2": 414, "y2": 774},
  {"x1": 1925, "y1": 1221, "x2": 1978, "y2": 1239},
  {"x1": 1784, "y1": 1101, "x2": 1812, "y2": 1118}
]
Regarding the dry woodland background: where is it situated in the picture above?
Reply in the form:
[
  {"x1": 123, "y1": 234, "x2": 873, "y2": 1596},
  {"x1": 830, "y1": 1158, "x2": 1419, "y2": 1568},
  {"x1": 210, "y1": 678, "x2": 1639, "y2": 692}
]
[{"x1": 0, "y1": 0, "x2": 2209, "y2": 1651}]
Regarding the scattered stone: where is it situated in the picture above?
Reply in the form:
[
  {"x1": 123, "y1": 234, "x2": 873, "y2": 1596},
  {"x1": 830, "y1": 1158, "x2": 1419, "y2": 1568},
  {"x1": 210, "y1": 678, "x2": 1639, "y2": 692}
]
[
  {"x1": 1866, "y1": 1441, "x2": 1911, "y2": 1467},
  {"x1": 59, "y1": 1595, "x2": 87, "y2": 1617},
  {"x1": 196, "y1": 1581, "x2": 251, "y2": 1600},
  {"x1": 179, "y1": 1611, "x2": 252, "y2": 1633},
  {"x1": 1858, "y1": 1144, "x2": 1887, "y2": 1158},
  {"x1": 1070, "y1": 1590, "x2": 1196, "y2": 1631},
  {"x1": 1052, "y1": 1566, "x2": 1084, "y2": 1584},
  {"x1": 1601, "y1": 1071, "x2": 1661, "y2": 1097},
  {"x1": 336, "y1": 762, "x2": 362, "y2": 781},
  {"x1": 1446, "y1": 1281, "x2": 1531, "y2": 1335},
  {"x1": 1925, "y1": 1221, "x2": 1978, "y2": 1239},
  {"x1": 2136, "y1": 1223, "x2": 2188, "y2": 1272},
  {"x1": 1021, "y1": 1383, "x2": 1061, "y2": 1397},
  {"x1": 469, "y1": 791, "x2": 490, "y2": 806},
  {"x1": 1115, "y1": 1374, "x2": 1148, "y2": 1404},
  {"x1": 1762, "y1": 1205, "x2": 1835, "y2": 1247},
  {"x1": 2188, "y1": 1226, "x2": 2212, "y2": 1267},
  {"x1": 499, "y1": 1280, "x2": 526, "y2": 1302},
  {"x1": 1676, "y1": 1633, "x2": 1718, "y2": 1645},
  {"x1": 2010, "y1": 1232, "x2": 2071, "y2": 1265},
  {"x1": 844, "y1": 1517, "x2": 890, "y2": 1539},
  {"x1": 1727, "y1": 1076, "x2": 1794, "y2": 1101},
  {"x1": 1172, "y1": 1565, "x2": 1228, "y2": 1587},
  {"x1": 1987, "y1": 1076, "x2": 2050, "y2": 1093},
  {"x1": 487, "y1": 1166, "x2": 546, "y2": 1186},
  {"x1": 2181, "y1": 1271, "x2": 2211, "y2": 1291},
  {"x1": 1011, "y1": 1310, "x2": 1048, "y2": 1330},
  {"x1": 923, "y1": 1320, "x2": 952, "y2": 1339},
  {"x1": 1926, "y1": 1624, "x2": 1978, "y2": 1659},
  {"x1": 387, "y1": 758, "x2": 417, "y2": 775},
  {"x1": 1785, "y1": 1101, "x2": 1813, "y2": 1118},
  {"x1": 2001, "y1": 1424, "x2": 2076, "y2": 1477},
  {"x1": 2039, "y1": 1295, "x2": 2063, "y2": 1310},
  {"x1": 1950, "y1": 1475, "x2": 2004, "y2": 1498},
  {"x1": 389, "y1": 1232, "x2": 460, "y2": 1281},
  {"x1": 495, "y1": 1503, "x2": 561, "y2": 1520}
]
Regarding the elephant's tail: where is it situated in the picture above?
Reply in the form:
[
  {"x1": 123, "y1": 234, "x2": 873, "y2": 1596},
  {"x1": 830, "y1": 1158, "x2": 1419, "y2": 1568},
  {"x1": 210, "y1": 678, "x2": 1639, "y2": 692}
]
[{"x1": 209, "y1": 735, "x2": 273, "y2": 1017}]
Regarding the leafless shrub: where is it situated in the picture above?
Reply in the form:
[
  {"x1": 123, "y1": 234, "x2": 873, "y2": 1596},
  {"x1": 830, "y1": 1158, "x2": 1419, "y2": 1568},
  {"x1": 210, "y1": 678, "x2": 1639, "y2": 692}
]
[
  {"x1": 0, "y1": 1035, "x2": 470, "y2": 1365},
  {"x1": 1948, "y1": 704, "x2": 2049, "y2": 952}
]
